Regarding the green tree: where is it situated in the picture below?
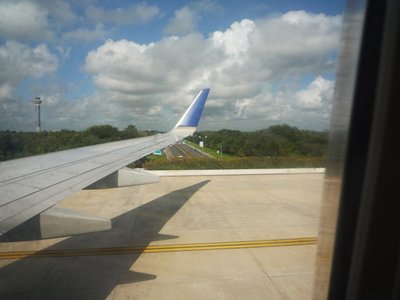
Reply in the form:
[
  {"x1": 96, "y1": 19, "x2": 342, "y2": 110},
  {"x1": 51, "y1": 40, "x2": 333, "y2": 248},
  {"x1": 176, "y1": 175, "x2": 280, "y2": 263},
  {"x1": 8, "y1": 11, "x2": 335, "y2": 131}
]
[
  {"x1": 121, "y1": 125, "x2": 139, "y2": 139},
  {"x1": 86, "y1": 125, "x2": 119, "y2": 139}
]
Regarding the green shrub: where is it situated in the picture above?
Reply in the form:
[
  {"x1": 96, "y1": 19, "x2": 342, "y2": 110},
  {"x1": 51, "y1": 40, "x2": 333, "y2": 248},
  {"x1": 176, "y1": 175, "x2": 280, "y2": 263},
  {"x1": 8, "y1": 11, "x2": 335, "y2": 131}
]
[{"x1": 143, "y1": 156, "x2": 326, "y2": 170}]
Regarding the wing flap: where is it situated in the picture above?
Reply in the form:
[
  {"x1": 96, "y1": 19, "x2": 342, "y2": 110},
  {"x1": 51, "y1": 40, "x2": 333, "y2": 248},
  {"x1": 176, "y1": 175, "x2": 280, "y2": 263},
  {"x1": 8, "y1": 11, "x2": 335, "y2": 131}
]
[
  {"x1": 86, "y1": 168, "x2": 159, "y2": 189},
  {"x1": 40, "y1": 205, "x2": 111, "y2": 239}
]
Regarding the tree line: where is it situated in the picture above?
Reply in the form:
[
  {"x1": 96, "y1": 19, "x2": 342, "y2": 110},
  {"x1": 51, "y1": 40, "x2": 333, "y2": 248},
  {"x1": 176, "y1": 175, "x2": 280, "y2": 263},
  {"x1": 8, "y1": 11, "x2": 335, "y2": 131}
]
[
  {"x1": 193, "y1": 124, "x2": 328, "y2": 157},
  {"x1": 0, "y1": 124, "x2": 328, "y2": 161},
  {"x1": 0, "y1": 125, "x2": 145, "y2": 161}
]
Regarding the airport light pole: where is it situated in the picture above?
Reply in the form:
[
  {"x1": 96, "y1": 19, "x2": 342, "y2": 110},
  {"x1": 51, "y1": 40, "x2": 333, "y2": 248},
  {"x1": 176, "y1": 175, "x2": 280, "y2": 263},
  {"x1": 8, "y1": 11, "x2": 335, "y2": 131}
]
[{"x1": 34, "y1": 97, "x2": 42, "y2": 132}]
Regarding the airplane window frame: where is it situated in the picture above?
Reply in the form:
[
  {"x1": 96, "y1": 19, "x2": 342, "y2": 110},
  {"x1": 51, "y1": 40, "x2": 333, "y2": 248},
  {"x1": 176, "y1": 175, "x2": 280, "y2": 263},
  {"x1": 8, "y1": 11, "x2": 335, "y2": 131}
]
[{"x1": 313, "y1": 0, "x2": 400, "y2": 298}]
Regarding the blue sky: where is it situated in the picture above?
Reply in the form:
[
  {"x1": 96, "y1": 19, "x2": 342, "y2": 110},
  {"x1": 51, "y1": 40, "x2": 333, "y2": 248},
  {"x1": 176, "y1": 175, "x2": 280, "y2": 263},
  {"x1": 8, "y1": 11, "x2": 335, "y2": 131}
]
[{"x1": 0, "y1": 0, "x2": 345, "y2": 131}]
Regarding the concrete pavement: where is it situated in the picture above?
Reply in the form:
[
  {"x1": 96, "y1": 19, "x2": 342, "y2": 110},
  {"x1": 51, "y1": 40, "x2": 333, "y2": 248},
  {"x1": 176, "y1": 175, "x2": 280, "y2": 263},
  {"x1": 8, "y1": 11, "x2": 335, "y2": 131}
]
[{"x1": 0, "y1": 171, "x2": 324, "y2": 299}]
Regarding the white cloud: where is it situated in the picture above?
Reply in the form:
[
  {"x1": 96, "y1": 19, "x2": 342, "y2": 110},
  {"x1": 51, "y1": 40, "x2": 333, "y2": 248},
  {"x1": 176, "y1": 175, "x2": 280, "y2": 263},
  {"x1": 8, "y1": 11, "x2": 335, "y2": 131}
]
[
  {"x1": 164, "y1": 1, "x2": 223, "y2": 36},
  {"x1": 248, "y1": 10, "x2": 341, "y2": 76},
  {"x1": 84, "y1": 34, "x2": 212, "y2": 96},
  {"x1": 211, "y1": 19, "x2": 255, "y2": 58},
  {"x1": 63, "y1": 23, "x2": 109, "y2": 43},
  {"x1": 0, "y1": 0, "x2": 79, "y2": 41},
  {"x1": 82, "y1": 11, "x2": 341, "y2": 130},
  {"x1": 0, "y1": 10, "x2": 341, "y2": 131},
  {"x1": 0, "y1": 82, "x2": 13, "y2": 100},
  {"x1": 0, "y1": 0, "x2": 52, "y2": 40},
  {"x1": 164, "y1": 6, "x2": 198, "y2": 35},
  {"x1": 234, "y1": 98, "x2": 252, "y2": 118},
  {"x1": 296, "y1": 76, "x2": 334, "y2": 109},
  {"x1": 55, "y1": 46, "x2": 71, "y2": 59},
  {"x1": 85, "y1": 3, "x2": 159, "y2": 25},
  {"x1": 191, "y1": 0, "x2": 223, "y2": 14},
  {"x1": 0, "y1": 41, "x2": 58, "y2": 78},
  {"x1": 0, "y1": 41, "x2": 58, "y2": 102},
  {"x1": 41, "y1": 0, "x2": 77, "y2": 24}
]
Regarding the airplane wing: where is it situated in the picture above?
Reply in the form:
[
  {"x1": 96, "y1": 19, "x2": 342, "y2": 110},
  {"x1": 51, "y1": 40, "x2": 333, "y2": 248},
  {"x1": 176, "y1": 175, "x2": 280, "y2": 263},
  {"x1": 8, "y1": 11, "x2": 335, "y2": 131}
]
[{"x1": 0, "y1": 88, "x2": 210, "y2": 240}]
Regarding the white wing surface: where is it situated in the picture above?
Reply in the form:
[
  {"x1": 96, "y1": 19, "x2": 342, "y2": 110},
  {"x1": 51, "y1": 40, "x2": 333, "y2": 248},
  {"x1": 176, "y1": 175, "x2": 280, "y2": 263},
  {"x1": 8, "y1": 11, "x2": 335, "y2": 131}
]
[{"x1": 0, "y1": 89, "x2": 210, "y2": 239}]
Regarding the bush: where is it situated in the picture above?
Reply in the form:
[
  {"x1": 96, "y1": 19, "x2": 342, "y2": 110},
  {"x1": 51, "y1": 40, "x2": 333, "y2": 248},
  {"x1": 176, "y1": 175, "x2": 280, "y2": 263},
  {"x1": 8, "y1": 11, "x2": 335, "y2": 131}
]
[{"x1": 142, "y1": 156, "x2": 326, "y2": 170}]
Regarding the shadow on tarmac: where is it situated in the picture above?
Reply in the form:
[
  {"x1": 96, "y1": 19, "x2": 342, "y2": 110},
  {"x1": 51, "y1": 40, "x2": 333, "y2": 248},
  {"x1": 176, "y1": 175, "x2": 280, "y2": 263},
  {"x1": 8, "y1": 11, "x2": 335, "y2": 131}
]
[{"x1": 0, "y1": 180, "x2": 210, "y2": 299}]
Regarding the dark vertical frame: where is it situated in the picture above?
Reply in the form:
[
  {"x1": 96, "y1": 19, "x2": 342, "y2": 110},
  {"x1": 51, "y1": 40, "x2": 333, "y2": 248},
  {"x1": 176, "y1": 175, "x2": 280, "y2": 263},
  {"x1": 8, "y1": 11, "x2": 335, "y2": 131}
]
[{"x1": 327, "y1": 0, "x2": 400, "y2": 298}]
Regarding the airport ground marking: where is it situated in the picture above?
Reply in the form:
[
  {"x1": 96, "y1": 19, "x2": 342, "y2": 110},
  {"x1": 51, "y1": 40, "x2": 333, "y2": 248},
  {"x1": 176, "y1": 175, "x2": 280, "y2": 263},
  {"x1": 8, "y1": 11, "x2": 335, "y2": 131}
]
[{"x1": 0, "y1": 237, "x2": 318, "y2": 260}]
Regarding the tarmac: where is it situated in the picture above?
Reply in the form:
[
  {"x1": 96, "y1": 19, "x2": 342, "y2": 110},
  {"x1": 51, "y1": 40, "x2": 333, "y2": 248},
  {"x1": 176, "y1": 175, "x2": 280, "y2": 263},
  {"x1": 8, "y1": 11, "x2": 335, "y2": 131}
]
[{"x1": 0, "y1": 169, "x2": 324, "y2": 299}]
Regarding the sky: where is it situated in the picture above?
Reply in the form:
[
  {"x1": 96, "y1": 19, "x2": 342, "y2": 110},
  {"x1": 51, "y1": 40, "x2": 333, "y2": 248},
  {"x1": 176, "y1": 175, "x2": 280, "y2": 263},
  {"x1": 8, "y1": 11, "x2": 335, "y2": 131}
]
[{"x1": 0, "y1": 0, "x2": 346, "y2": 132}]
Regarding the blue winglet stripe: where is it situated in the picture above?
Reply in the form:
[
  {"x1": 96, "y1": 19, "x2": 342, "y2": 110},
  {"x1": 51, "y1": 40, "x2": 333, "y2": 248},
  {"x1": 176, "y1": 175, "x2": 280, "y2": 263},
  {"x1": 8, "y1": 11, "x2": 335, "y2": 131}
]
[{"x1": 176, "y1": 88, "x2": 210, "y2": 127}]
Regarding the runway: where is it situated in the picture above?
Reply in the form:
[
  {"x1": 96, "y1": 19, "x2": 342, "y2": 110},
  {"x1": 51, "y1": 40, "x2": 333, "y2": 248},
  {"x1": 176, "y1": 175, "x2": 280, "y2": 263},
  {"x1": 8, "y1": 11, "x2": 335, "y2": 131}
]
[{"x1": 0, "y1": 170, "x2": 324, "y2": 299}]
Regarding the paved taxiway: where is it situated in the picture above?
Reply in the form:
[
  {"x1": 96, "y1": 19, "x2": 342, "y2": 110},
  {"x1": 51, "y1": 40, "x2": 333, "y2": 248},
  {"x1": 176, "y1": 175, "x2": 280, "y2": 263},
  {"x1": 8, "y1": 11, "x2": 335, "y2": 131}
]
[{"x1": 0, "y1": 170, "x2": 324, "y2": 299}]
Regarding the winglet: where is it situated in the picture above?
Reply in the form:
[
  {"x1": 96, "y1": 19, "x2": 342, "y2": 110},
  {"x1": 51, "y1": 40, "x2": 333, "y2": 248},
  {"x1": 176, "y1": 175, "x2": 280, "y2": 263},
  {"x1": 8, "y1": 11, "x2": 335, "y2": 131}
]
[{"x1": 175, "y1": 88, "x2": 210, "y2": 128}]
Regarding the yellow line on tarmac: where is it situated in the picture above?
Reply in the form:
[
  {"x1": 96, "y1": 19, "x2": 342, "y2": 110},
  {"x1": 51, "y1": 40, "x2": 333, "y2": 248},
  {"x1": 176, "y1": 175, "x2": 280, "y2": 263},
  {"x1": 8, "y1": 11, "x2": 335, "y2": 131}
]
[{"x1": 0, "y1": 237, "x2": 317, "y2": 260}]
